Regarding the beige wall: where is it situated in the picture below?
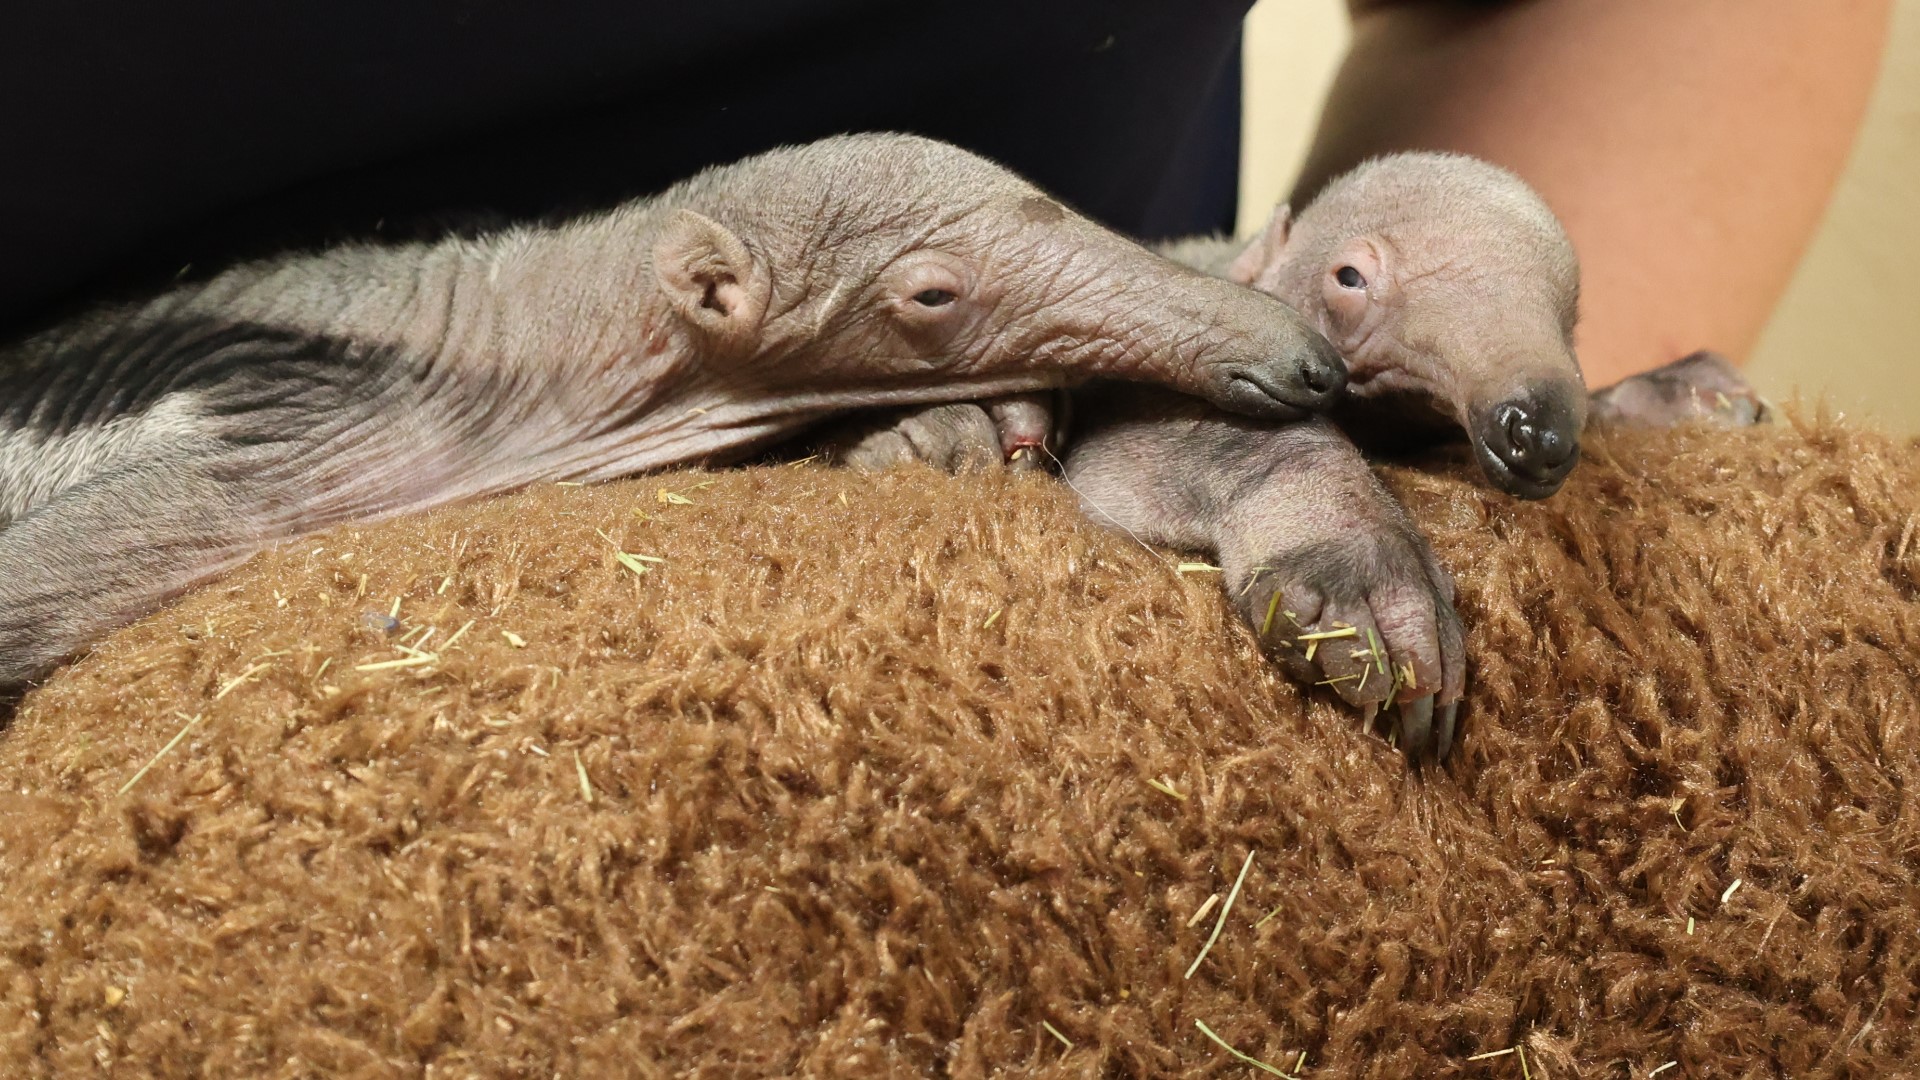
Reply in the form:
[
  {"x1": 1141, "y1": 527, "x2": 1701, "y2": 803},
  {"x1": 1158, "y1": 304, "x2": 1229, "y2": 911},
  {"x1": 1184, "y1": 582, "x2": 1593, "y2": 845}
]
[{"x1": 1240, "y1": 0, "x2": 1920, "y2": 433}]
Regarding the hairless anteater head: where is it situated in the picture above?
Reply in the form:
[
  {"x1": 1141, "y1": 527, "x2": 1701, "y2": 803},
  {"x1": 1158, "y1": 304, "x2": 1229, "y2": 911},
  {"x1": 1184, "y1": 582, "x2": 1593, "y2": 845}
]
[
  {"x1": 1228, "y1": 153, "x2": 1585, "y2": 498},
  {"x1": 640, "y1": 134, "x2": 1346, "y2": 425}
]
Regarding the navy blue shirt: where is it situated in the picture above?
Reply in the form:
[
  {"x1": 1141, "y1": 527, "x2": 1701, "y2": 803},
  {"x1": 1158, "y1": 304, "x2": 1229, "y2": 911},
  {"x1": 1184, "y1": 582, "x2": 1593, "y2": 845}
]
[{"x1": 2, "y1": 1, "x2": 1251, "y2": 331}]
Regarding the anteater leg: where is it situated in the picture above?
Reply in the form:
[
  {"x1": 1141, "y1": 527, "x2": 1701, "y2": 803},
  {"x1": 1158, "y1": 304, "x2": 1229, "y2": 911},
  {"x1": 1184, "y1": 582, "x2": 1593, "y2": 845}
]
[{"x1": 1064, "y1": 385, "x2": 1465, "y2": 763}]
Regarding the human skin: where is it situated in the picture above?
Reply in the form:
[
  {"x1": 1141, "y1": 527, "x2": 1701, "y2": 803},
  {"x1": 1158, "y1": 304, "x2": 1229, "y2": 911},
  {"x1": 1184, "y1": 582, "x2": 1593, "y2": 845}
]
[{"x1": 1293, "y1": 0, "x2": 1894, "y2": 389}]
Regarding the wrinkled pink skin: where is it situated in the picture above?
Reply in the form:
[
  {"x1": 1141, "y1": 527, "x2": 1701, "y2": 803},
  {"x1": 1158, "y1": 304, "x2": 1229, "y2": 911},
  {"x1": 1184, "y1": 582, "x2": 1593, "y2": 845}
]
[
  {"x1": 821, "y1": 153, "x2": 1770, "y2": 764},
  {"x1": 0, "y1": 134, "x2": 1353, "y2": 694}
]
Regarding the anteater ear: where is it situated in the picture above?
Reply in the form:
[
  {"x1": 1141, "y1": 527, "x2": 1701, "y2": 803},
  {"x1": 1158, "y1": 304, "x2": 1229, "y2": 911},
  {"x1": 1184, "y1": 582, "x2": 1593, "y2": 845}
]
[
  {"x1": 1226, "y1": 203, "x2": 1292, "y2": 289},
  {"x1": 653, "y1": 209, "x2": 770, "y2": 344}
]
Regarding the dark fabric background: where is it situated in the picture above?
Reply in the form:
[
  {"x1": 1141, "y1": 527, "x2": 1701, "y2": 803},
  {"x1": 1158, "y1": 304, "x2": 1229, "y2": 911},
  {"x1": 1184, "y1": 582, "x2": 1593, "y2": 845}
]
[{"x1": 1, "y1": 1, "x2": 1250, "y2": 332}]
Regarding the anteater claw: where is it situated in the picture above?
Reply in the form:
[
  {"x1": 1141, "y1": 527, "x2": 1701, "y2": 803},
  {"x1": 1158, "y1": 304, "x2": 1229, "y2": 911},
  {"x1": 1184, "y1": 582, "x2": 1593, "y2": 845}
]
[
  {"x1": 1435, "y1": 701, "x2": 1459, "y2": 761},
  {"x1": 1398, "y1": 695, "x2": 1434, "y2": 761}
]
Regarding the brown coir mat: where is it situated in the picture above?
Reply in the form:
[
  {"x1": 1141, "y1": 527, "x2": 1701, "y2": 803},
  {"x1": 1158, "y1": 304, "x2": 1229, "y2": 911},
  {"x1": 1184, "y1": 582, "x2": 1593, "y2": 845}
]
[{"x1": 2, "y1": 417, "x2": 1917, "y2": 1078}]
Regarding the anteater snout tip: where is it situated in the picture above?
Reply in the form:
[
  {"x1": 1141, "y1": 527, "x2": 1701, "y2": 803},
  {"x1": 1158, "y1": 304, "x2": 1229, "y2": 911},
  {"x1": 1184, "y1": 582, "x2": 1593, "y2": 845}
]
[
  {"x1": 1476, "y1": 391, "x2": 1584, "y2": 498},
  {"x1": 1213, "y1": 340, "x2": 1349, "y2": 420},
  {"x1": 1298, "y1": 335, "x2": 1348, "y2": 399}
]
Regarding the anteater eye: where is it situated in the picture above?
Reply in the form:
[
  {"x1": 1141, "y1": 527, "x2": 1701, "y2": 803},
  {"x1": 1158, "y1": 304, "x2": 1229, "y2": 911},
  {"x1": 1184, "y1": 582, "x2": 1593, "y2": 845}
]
[
  {"x1": 1335, "y1": 266, "x2": 1366, "y2": 289},
  {"x1": 913, "y1": 288, "x2": 958, "y2": 307}
]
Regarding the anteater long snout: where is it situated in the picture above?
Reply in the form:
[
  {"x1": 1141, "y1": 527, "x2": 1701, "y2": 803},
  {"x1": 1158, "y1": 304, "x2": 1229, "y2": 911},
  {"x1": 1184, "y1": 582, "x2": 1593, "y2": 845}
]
[{"x1": 1178, "y1": 271, "x2": 1348, "y2": 421}]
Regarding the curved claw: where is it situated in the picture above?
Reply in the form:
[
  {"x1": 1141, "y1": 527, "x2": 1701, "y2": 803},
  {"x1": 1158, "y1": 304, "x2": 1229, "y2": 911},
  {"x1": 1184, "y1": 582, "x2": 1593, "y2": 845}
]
[
  {"x1": 1435, "y1": 702, "x2": 1459, "y2": 761},
  {"x1": 1007, "y1": 445, "x2": 1043, "y2": 473},
  {"x1": 1397, "y1": 695, "x2": 1434, "y2": 761}
]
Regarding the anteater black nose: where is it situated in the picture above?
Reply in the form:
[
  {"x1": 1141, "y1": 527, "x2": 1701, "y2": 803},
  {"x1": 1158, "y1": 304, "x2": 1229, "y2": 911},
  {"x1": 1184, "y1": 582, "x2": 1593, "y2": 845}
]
[
  {"x1": 1212, "y1": 332, "x2": 1347, "y2": 420},
  {"x1": 1489, "y1": 396, "x2": 1579, "y2": 481},
  {"x1": 1297, "y1": 338, "x2": 1346, "y2": 401}
]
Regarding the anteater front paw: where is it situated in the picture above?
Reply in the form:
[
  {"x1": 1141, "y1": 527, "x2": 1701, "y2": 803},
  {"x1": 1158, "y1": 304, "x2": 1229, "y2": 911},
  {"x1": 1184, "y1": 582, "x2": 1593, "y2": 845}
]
[
  {"x1": 1590, "y1": 350, "x2": 1771, "y2": 429},
  {"x1": 820, "y1": 392, "x2": 1060, "y2": 473},
  {"x1": 1228, "y1": 524, "x2": 1465, "y2": 763}
]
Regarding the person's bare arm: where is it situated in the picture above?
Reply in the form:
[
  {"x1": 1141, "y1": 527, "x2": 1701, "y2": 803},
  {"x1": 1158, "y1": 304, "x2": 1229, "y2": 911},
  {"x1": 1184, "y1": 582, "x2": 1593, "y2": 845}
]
[{"x1": 1290, "y1": 0, "x2": 1892, "y2": 389}]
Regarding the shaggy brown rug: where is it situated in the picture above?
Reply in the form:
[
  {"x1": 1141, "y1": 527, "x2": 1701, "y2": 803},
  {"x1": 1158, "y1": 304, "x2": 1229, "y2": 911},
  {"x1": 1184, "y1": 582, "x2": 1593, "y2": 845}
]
[{"x1": 1, "y1": 417, "x2": 1917, "y2": 1078}]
